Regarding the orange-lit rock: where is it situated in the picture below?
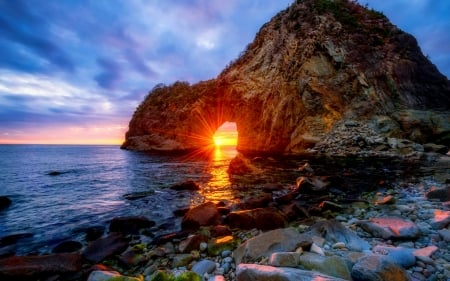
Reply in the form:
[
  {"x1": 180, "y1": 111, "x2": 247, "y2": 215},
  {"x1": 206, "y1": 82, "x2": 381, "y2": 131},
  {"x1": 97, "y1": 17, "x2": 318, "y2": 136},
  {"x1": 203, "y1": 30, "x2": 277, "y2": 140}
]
[
  {"x1": 357, "y1": 217, "x2": 420, "y2": 239},
  {"x1": 431, "y1": 210, "x2": 450, "y2": 229},
  {"x1": 181, "y1": 202, "x2": 222, "y2": 230},
  {"x1": 122, "y1": 0, "x2": 450, "y2": 153}
]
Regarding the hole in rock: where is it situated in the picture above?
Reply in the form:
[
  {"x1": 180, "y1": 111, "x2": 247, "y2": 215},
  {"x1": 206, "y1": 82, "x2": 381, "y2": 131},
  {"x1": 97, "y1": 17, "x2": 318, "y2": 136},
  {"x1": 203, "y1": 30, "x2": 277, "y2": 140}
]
[{"x1": 212, "y1": 122, "x2": 238, "y2": 147}]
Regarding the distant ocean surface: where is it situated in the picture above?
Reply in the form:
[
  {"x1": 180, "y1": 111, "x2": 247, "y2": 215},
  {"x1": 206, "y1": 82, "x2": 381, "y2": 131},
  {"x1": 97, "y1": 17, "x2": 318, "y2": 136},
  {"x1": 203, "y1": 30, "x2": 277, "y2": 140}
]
[{"x1": 0, "y1": 144, "x2": 242, "y2": 254}]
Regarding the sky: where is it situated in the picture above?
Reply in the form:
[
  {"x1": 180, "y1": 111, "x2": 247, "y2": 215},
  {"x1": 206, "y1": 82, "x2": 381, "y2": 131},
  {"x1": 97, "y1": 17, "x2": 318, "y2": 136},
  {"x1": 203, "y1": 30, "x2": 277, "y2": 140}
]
[{"x1": 0, "y1": 0, "x2": 448, "y2": 145}]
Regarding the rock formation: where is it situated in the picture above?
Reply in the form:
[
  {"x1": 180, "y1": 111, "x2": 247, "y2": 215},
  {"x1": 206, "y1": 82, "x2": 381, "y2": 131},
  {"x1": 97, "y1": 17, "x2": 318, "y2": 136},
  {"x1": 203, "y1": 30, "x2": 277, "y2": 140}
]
[{"x1": 122, "y1": 0, "x2": 450, "y2": 153}]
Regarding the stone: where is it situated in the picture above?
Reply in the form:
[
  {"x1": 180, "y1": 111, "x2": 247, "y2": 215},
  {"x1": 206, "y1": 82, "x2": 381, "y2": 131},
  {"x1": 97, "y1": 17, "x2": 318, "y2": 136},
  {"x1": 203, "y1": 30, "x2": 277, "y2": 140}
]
[
  {"x1": 0, "y1": 196, "x2": 12, "y2": 210},
  {"x1": 438, "y1": 229, "x2": 450, "y2": 241},
  {"x1": 413, "y1": 246, "x2": 438, "y2": 258},
  {"x1": 0, "y1": 253, "x2": 82, "y2": 279},
  {"x1": 309, "y1": 220, "x2": 370, "y2": 251},
  {"x1": 236, "y1": 264, "x2": 348, "y2": 281},
  {"x1": 269, "y1": 252, "x2": 302, "y2": 267},
  {"x1": 52, "y1": 240, "x2": 83, "y2": 253},
  {"x1": 423, "y1": 143, "x2": 449, "y2": 154},
  {"x1": 192, "y1": 259, "x2": 217, "y2": 276},
  {"x1": 357, "y1": 217, "x2": 420, "y2": 239},
  {"x1": 234, "y1": 227, "x2": 312, "y2": 264},
  {"x1": 172, "y1": 254, "x2": 193, "y2": 268},
  {"x1": 298, "y1": 252, "x2": 352, "y2": 280},
  {"x1": 279, "y1": 202, "x2": 309, "y2": 221},
  {"x1": 430, "y1": 210, "x2": 450, "y2": 229},
  {"x1": 170, "y1": 180, "x2": 200, "y2": 191},
  {"x1": 208, "y1": 275, "x2": 225, "y2": 281},
  {"x1": 296, "y1": 176, "x2": 331, "y2": 193},
  {"x1": 179, "y1": 234, "x2": 208, "y2": 253},
  {"x1": 118, "y1": 250, "x2": 146, "y2": 268},
  {"x1": 310, "y1": 243, "x2": 325, "y2": 256},
  {"x1": 87, "y1": 270, "x2": 143, "y2": 281},
  {"x1": 225, "y1": 207, "x2": 287, "y2": 231},
  {"x1": 0, "y1": 232, "x2": 34, "y2": 246},
  {"x1": 351, "y1": 255, "x2": 410, "y2": 281},
  {"x1": 210, "y1": 225, "x2": 232, "y2": 237},
  {"x1": 375, "y1": 195, "x2": 397, "y2": 205},
  {"x1": 109, "y1": 216, "x2": 156, "y2": 235},
  {"x1": 208, "y1": 236, "x2": 238, "y2": 256},
  {"x1": 85, "y1": 225, "x2": 105, "y2": 242},
  {"x1": 227, "y1": 154, "x2": 259, "y2": 175},
  {"x1": 182, "y1": 202, "x2": 222, "y2": 230},
  {"x1": 426, "y1": 187, "x2": 450, "y2": 202},
  {"x1": 373, "y1": 245, "x2": 416, "y2": 268},
  {"x1": 82, "y1": 233, "x2": 129, "y2": 263},
  {"x1": 236, "y1": 193, "x2": 273, "y2": 210}
]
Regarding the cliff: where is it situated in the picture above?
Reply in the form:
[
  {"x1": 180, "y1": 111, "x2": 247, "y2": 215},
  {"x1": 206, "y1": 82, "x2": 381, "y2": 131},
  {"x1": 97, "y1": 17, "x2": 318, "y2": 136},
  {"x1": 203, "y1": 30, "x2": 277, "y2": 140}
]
[{"x1": 122, "y1": 0, "x2": 450, "y2": 153}]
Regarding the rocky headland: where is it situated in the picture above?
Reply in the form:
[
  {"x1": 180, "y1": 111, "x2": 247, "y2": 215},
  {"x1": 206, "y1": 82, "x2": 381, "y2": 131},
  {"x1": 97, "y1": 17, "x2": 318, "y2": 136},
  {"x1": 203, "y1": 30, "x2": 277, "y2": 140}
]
[{"x1": 121, "y1": 0, "x2": 449, "y2": 154}]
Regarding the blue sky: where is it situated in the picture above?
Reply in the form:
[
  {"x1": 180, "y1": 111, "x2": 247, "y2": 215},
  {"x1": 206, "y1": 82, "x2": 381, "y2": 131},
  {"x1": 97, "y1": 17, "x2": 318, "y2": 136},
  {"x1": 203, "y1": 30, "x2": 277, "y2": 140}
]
[{"x1": 0, "y1": 0, "x2": 448, "y2": 144}]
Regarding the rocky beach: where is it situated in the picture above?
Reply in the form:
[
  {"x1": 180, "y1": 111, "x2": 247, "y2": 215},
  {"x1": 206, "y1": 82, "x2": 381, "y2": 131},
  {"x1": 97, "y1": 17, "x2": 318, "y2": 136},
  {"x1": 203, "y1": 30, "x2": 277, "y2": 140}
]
[{"x1": 0, "y1": 145, "x2": 449, "y2": 281}]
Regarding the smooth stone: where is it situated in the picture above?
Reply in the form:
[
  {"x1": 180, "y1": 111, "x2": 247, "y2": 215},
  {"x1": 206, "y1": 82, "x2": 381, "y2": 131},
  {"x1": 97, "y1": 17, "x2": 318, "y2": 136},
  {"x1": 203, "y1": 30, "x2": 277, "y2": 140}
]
[
  {"x1": 208, "y1": 275, "x2": 226, "y2": 281},
  {"x1": 375, "y1": 195, "x2": 396, "y2": 205},
  {"x1": 52, "y1": 240, "x2": 83, "y2": 253},
  {"x1": 85, "y1": 226, "x2": 105, "y2": 242},
  {"x1": 87, "y1": 270, "x2": 142, "y2": 281},
  {"x1": 192, "y1": 259, "x2": 217, "y2": 276},
  {"x1": 430, "y1": 210, "x2": 450, "y2": 229},
  {"x1": 438, "y1": 229, "x2": 450, "y2": 241},
  {"x1": 82, "y1": 233, "x2": 129, "y2": 263},
  {"x1": 109, "y1": 216, "x2": 156, "y2": 235},
  {"x1": 0, "y1": 253, "x2": 82, "y2": 279},
  {"x1": 225, "y1": 207, "x2": 287, "y2": 231},
  {"x1": 373, "y1": 245, "x2": 416, "y2": 268},
  {"x1": 0, "y1": 233, "x2": 34, "y2": 246},
  {"x1": 269, "y1": 252, "x2": 302, "y2": 267},
  {"x1": 172, "y1": 254, "x2": 193, "y2": 268},
  {"x1": 236, "y1": 264, "x2": 348, "y2": 281},
  {"x1": 178, "y1": 234, "x2": 208, "y2": 253},
  {"x1": 208, "y1": 236, "x2": 237, "y2": 256},
  {"x1": 351, "y1": 254, "x2": 410, "y2": 281},
  {"x1": 413, "y1": 246, "x2": 438, "y2": 258},
  {"x1": 310, "y1": 243, "x2": 325, "y2": 256},
  {"x1": 233, "y1": 227, "x2": 312, "y2": 264},
  {"x1": 426, "y1": 187, "x2": 450, "y2": 202},
  {"x1": 170, "y1": 180, "x2": 200, "y2": 191},
  {"x1": 182, "y1": 202, "x2": 222, "y2": 230},
  {"x1": 309, "y1": 220, "x2": 370, "y2": 251},
  {"x1": 357, "y1": 217, "x2": 420, "y2": 239},
  {"x1": 298, "y1": 252, "x2": 352, "y2": 280},
  {"x1": 0, "y1": 245, "x2": 15, "y2": 258}
]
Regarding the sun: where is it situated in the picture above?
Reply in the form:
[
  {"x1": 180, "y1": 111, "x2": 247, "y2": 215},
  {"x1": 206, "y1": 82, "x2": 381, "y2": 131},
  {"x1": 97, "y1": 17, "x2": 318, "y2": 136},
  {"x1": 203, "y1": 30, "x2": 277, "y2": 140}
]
[{"x1": 213, "y1": 136, "x2": 224, "y2": 146}]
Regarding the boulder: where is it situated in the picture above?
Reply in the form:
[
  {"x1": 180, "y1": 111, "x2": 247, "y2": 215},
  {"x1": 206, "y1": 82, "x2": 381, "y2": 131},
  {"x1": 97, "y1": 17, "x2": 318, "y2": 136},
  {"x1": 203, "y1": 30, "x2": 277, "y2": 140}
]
[
  {"x1": 85, "y1": 225, "x2": 105, "y2": 242},
  {"x1": 210, "y1": 225, "x2": 232, "y2": 237},
  {"x1": 269, "y1": 252, "x2": 302, "y2": 267},
  {"x1": 0, "y1": 196, "x2": 12, "y2": 210},
  {"x1": 430, "y1": 210, "x2": 450, "y2": 229},
  {"x1": 82, "y1": 233, "x2": 129, "y2": 263},
  {"x1": 297, "y1": 252, "x2": 352, "y2": 280},
  {"x1": 357, "y1": 217, "x2": 420, "y2": 239},
  {"x1": 234, "y1": 227, "x2": 312, "y2": 264},
  {"x1": 426, "y1": 186, "x2": 450, "y2": 202},
  {"x1": 181, "y1": 202, "x2": 221, "y2": 230},
  {"x1": 309, "y1": 220, "x2": 370, "y2": 252},
  {"x1": 373, "y1": 245, "x2": 416, "y2": 268},
  {"x1": 351, "y1": 255, "x2": 410, "y2": 281},
  {"x1": 236, "y1": 193, "x2": 273, "y2": 210},
  {"x1": 192, "y1": 259, "x2": 216, "y2": 276},
  {"x1": 0, "y1": 233, "x2": 33, "y2": 246},
  {"x1": 109, "y1": 216, "x2": 155, "y2": 235},
  {"x1": 170, "y1": 180, "x2": 200, "y2": 191},
  {"x1": 225, "y1": 208, "x2": 287, "y2": 231},
  {"x1": 0, "y1": 253, "x2": 82, "y2": 279},
  {"x1": 52, "y1": 240, "x2": 83, "y2": 253},
  {"x1": 236, "y1": 264, "x2": 348, "y2": 281}
]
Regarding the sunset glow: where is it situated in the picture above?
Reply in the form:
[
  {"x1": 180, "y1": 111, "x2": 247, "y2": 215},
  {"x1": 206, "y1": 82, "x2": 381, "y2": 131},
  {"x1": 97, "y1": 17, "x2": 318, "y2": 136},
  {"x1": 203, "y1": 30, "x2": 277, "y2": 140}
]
[{"x1": 212, "y1": 122, "x2": 238, "y2": 147}]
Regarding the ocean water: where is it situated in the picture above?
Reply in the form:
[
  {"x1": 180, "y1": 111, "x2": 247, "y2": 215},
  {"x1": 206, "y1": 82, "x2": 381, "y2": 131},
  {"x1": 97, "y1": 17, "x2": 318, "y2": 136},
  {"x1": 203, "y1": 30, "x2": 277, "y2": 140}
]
[{"x1": 0, "y1": 144, "x2": 245, "y2": 254}]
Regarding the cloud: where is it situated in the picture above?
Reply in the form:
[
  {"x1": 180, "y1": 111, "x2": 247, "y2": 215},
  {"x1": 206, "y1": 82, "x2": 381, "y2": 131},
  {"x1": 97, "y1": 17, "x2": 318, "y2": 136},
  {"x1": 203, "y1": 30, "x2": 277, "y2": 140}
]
[{"x1": 94, "y1": 58, "x2": 123, "y2": 90}]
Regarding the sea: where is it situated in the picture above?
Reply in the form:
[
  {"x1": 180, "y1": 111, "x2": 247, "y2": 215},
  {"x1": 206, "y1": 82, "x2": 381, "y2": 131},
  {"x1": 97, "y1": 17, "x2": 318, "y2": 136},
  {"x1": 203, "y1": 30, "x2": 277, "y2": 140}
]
[
  {"x1": 0, "y1": 144, "x2": 433, "y2": 255},
  {"x1": 0, "y1": 144, "x2": 253, "y2": 255}
]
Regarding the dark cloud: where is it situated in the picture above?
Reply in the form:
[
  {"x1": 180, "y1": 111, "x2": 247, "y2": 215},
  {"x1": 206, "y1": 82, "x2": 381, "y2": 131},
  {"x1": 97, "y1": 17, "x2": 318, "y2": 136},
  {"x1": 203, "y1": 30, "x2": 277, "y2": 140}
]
[
  {"x1": 124, "y1": 49, "x2": 157, "y2": 78},
  {"x1": 0, "y1": 1, "x2": 75, "y2": 73},
  {"x1": 94, "y1": 58, "x2": 122, "y2": 90}
]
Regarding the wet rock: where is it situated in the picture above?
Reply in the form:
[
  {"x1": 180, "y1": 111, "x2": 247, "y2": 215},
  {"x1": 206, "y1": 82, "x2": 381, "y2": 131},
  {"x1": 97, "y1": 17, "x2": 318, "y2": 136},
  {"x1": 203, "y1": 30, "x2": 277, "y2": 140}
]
[
  {"x1": 275, "y1": 189, "x2": 300, "y2": 205},
  {"x1": 0, "y1": 233, "x2": 34, "y2": 246},
  {"x1": 85, "y1": 226, "x2": 105, "y2": 242},
  {"x1": 87, "y1": 270, "x2": 142, "y2": 281},
  {"x1": 357, "y1": 217, "x2": 420, "y2": 239},
  {"x1": 225, "y1": 207, "x2": 287, "y2": 231},
  {"x1": 0, "y1": 253, "x2": 82, "y2": 279},
  {"x1": 236, "y1": 264, "x2": 348, "y2": 281},
  {"x1": 430, "y1": 210, "x2": 450, "y2": 229},
  {"x1": 172, "y1": 253, "x2": 193, "y2": 267},
  {"x1": 173, "y1": 207, "x2": 191, "y2": 217},
  {"x1": 309, "y1": 220, "x2": 370, "y2": 252},
  {"x1": 0, "y1": 245, "x2": 15, "y2": 258},
  {"x1": 52, "y1": 240, "x2": 83, "y2": 253},
  {"x1": 413, "y1": 246, "x2": 438, "y2": 258},
  {"x1": 426, "y1": 187, "x2": 450, "y2": 202},
  {"x1": 118, "y1": 246, "x2": 147, "y2": 268},
  {"x1": 47, "y1": 171, "x2": 64, "y2": 176},
  {"x1": 170, "y1": 180, "x2": 200, "y2": 191},
  {"x1": 375, "y1": 195, "x2": 397, "y2": 205},
  {"x1": 318, "y1": 201, "x2": 344, "y2": 212},
  {"x1": 234, "y1": 227, "x2": 312, "y2": 264},
  {"x1": 181, "y1": 202, "x2": 222, "y2": 230},
  {"x1": 123, "y1": 190, "x2": 155, "y2": 200},
  {"x1": 423, "y1": 143, "x2": 449, "y2": 154},
  {"x1": 280, "y1": 203, "x2": 309, "y2": 221},
  {"x1": 210, "y1": 225, "x2": 232, "y2": 237},
  {"x1": 0, "y1": 196, "x2": 12, "y2": 210},
  {"x1": 351, "y1": 255, "x2": 410, "y2": 281},
  {"x1": 373, "y1": 245, "x2": 416, "y2": 268},
  {"x1": 237, "y1": 193, "x2": 273, "y2": 210},
  {"x1": 296, "y1": 176, "x2": 331, "y2": 194},
  {"x1": 438, "y1": 229, "x2": 450, "y2": 242},
  {"x1": 227, "y1": 154, "x2": 258, "y2": 175},
  {"x1": 178, "y1": 234, "x2": 208, "y2": 253},
  {"x1": 208, "y1": 235, "x2": 238, "y2": 256},
  {"x1": 109, "y1": 216, "x2": 156, "y2": 235},
  {"x1": 192, "y1": 259, "x2": 216, "y2": 276},
  {"x1": 82, "y1": 233, "x2": 129, "y2": 263},
  {"x1": 298, "y1": 252, "x2": 352, "y2": 280},
  {"x1": 269, "y1": 252, "x2": 302, "y2": 267}
]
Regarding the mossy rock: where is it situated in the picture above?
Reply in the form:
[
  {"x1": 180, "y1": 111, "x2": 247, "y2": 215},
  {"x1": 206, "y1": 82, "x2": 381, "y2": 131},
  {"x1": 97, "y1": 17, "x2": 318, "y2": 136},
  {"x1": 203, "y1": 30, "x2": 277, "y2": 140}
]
[{"x1": 149, "y1": 271, "x2": 201, "y2": 281}]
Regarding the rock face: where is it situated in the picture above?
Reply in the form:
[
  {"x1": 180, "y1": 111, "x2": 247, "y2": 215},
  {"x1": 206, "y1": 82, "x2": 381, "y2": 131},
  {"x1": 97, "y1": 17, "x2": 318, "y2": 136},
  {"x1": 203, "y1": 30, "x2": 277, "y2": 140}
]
[{"x1": 122, "y1": 0, "x2": 450, "y2": 153}]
